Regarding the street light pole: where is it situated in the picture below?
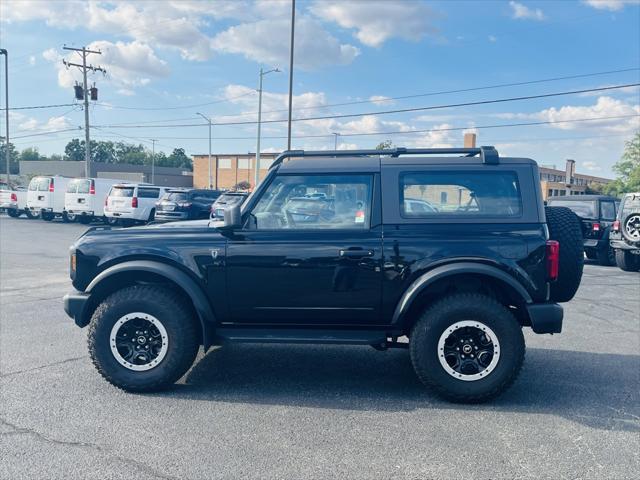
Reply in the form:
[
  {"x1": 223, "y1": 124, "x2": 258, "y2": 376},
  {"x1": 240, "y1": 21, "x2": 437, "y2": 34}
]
[
  {"x1": 286, "y1": 0, "x2": 296, "y2": 150},
  {"x1": 332, "y1": 132, "x2": 339, "y2": 150},
  {"x1": 196, "y1": 112, "x2": 213, "y2": 189},
  {"x1": 150, "y1": 139, "x2": 157, "y2": 184},
  {"x1": 255, "y1": 67, "x2": 280, "y2": 188},
  {"x1": 0, "y1": 49, "x2": 9, "y2": 184}
]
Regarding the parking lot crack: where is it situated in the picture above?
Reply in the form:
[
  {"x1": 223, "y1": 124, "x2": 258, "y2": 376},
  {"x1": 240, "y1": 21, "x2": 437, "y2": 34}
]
[
  {"x1": 0, "y1": 356, "x2": 88, "y2": 378},
  {"x1": 0, "y1": 416, "x2": 180, "y2": 480}
]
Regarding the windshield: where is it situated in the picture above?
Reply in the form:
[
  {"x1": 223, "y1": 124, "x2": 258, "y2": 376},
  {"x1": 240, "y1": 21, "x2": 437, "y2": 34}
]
[
  {"x1": 548, "y1": 199, "x2": 597, "y2": 218},
  {"x1": 214, "y1": 194, "x2": 245, "y2": 207},
  {"x1": 110, "y1": 186, "x2": 135, "y2": 198}
]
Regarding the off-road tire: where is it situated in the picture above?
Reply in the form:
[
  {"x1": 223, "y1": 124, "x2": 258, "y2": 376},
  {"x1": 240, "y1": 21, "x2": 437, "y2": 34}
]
[
  {"x1": 615, "y1": 249, "x2": 640, "y2": 272},
  {"x1": 7, "y1": 209, "x2": 20, "y2": 218},
  {"x1": 88, "y1": 285, "x2": 200, "y2": 392},
  {"x1": 596, "y1": 245, "x2": 615, "y2": 266},
  {"x1": 545, "y1": 206, "x2": 584, "y2": 302},
  {"x1": 409, "y1": 293, "x2": 525, "y2": 403}
]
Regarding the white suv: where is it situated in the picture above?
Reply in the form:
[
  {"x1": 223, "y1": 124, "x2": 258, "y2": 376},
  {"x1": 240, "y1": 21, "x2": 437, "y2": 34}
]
[{"x1": 104, "y1": 184, "x2": 168, "y2": 225}]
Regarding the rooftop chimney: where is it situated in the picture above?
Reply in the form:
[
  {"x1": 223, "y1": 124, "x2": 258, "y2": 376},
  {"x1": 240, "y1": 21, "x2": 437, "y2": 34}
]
[
  {"x1": 565, "y1": 159, "x2": 576, "y2": 186},
  {"x1": 464, "y1": 133, "x2": 477, "y2": 148}
]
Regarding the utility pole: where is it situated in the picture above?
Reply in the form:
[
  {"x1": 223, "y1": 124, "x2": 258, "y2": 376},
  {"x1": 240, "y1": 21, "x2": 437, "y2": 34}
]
[
  {"x1": 150, "y1": 139, "x2": 157, "y2": 184},
  {"x1": 196, "y1": 112, "x2": 214, "y2": 189},
  {"x1": 286, "y1": 0, "x2": 296, "y2": 150},
  {"x1": 63, "y1": 46, "x2": 105, "y2": 178},
  {"x1": 0, "y1": 49, "x2": 9, "y2": 184},
  {"x1": 255, "y1": 67, "x2": 280, "y2": 188},
  {"x1": 332, "y1": 132, "x2": 340, "y2": 150}
]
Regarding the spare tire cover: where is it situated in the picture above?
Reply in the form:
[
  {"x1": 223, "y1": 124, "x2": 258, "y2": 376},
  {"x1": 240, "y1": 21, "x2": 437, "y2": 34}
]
[{"x1": 545, "y1": 206, "x2": 584, "y2": 303}]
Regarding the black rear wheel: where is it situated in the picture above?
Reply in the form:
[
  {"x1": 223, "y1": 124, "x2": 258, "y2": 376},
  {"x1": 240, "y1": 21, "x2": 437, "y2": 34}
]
[
  {"x1": 41, "y1": 212, "x2": 54, "y2": 221},
  {"x1": 78, "y1": 215, "x2": 93, "y2": 224},
  {"x1": 545, "y1": 206, "x2": 584, "y2": 302},
  {"x1": 88, "y1": 285, "x2": 200, "y2": 392},
  {"x1": 615, "y1": 249, "x2": 640, "y2": 272},
  {"x1": 25, "y1": 209, "x2": 40, "y2": 219},
  {"x1": 409, "y1": 293, "x2": 525, "y2": 403}
]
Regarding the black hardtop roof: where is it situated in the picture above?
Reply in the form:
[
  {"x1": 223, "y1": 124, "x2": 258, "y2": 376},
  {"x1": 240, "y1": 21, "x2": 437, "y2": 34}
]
[
  {"x1": 547, "y1": 194, "x2": 619, "y2": 201},
  {"x1": 275, "y1": 146, "x2": 536, "y2": 174}
]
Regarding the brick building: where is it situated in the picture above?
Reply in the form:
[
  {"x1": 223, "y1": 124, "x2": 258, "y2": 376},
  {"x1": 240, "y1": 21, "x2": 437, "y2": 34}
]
[
  {"x1": 539, "y1": 159, "x2": 611, "y2": 200},
  {"x1": 192, "y1": 153, "x2": 277, "y2": 190}
]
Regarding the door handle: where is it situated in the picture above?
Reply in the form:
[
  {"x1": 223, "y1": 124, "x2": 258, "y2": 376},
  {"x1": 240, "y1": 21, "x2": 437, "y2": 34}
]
[{"x1": 339, "y1": 249, "x2": 374, "y2": 258}]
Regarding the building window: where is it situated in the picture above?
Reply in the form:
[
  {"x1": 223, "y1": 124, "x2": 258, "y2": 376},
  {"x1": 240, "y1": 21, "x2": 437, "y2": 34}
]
[
  {"x1": 259, "y1": 158, "x2": 274, "y2": 169},
  {"x1": 218, "y1": 158, "x2": 231, "y2": 169},
  {"x1": 238, "y1": 158, "x2": 251, "y2": 169},
  {"x1": 548, "y1": 189, "x2": 553, "y2": 197}
]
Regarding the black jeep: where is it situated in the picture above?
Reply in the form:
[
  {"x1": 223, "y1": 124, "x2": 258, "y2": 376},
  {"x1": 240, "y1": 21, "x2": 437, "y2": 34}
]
[
  {"x1": 63, "y1": 147, "x2": 583, "y2": 403},
  {"x1": 610, "y1": 192, "x2": 640, "y2": 271},
  {"x1": 547, "y1": 194, "x2": 619, "y2": 266}
]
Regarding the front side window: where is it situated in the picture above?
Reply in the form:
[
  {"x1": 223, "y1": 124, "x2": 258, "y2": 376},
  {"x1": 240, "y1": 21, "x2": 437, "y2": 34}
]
[
  {"x1": 400, "y1": 171, "x2": 522, "y2": 217},
  {"x1": 249, "y1": 174, "x2": 372, "y2": 230}
]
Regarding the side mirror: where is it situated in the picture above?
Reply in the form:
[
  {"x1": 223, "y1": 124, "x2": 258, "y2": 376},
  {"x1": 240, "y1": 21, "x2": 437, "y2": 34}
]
[{"x1": 222, "y1": 204, "x2": 242, "y2": 229}]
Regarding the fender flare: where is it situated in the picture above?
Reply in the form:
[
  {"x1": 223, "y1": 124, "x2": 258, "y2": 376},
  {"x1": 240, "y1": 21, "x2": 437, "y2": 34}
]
[
  {"x1": 87, "y1": 260, "x2": 217, "y2": 348},
  {"x1": 392, "y1": 262, "x2": 533, "y2": 326}
]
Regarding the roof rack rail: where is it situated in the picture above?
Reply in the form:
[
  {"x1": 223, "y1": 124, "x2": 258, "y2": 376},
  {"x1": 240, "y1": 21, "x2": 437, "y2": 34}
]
[{"x1": 270, "y1": 145, "x2": 499, "y2": 169}]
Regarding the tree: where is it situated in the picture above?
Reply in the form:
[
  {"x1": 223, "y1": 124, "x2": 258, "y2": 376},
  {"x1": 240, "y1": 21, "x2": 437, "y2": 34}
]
[
  {"x1": 19, "y1": 147, "x2": 41, "y2": 162},
  {"x1": 0, "y1": 142, "x2": 20, "y2": 174},
  {"x1": 64, "y1": 139, "x2": 85, "y2": 161},
  {"x1": 604, "y1": 131, "x2": 640, "y2": 196},
  {"x1": 166, "y1": 148, "x2": 192, "y2": 170},
  {"x1": 234, "y1": 180, "x2": 251, "y2": 190},
  {"x1": 375, "y1": 140, "x2": 394, "y2": 150}
]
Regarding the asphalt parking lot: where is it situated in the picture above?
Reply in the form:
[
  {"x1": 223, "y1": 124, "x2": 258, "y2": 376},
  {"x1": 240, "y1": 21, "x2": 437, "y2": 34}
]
[{"x1": 0, "y1": 215, "x2": 638, "y2": 480}]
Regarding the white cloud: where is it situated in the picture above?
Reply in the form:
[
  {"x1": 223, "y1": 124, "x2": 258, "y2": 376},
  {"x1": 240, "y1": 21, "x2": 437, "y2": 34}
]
[
  {"x1": 583, "y1": 0, "x2": 640, "y2": 11},
  {"x1": 369, "y1": 95, "x2": 394, "y2": 106},
  {"x1": 407, "y1": 123, "x2": 456, "y2": 148},
  {"x1": 310, "y1": 0, "x2": 436, "y2": 47},
  {"x1": 533, "y1": 96, "x2": 640, "y2": 132},
  {"x1": 582, "y1": 160, "x2": 602, "y2": 172},
  {"x1": 509, "y1": 1, "x2": 545, "y2": 20},
  {"x1": 17, "y1": 114, "x2": 73, "y2": 132},
  {"x1": 28, "y1": 55, "x2": 36, "y2": 66},
  {"x1": 44, "y1": 41, "x2": 169, "y2": 93},
  {"x1": 339, "y1": 115, "x2": 412, "y2": 135},
  {"x1": 212, "y1": 16, "x2": 359, "y2": 70},
  {"x1": 488, "y1": 35, "x2": 498, "y2": 43}
]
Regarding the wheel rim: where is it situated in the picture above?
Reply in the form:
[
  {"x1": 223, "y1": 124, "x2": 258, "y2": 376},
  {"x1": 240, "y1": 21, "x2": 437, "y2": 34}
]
[
  {"x1": 624, "y1": 214, "x2": 640, "y2": 241},
  {"x1": 437, "y1": 320, "x2": 500, "y2": 382},
  {"x1": 109, "y1": 312, "x2": 169, "y2": 371}
]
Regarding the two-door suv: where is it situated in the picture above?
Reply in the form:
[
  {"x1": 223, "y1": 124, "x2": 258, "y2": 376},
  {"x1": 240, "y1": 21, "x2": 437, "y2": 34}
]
[{"x1": 64, "y1": 147, "x2": 583, "y2": 403}]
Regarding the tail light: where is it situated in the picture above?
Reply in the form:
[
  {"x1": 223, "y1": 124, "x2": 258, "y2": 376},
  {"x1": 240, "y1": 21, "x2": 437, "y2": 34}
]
[
  {"x1": 592, "y1": 222, "x2": 600, "y2": 232},
  {"x1": 546, "y1": 240, "x2": 560, "y2": 281},
  {"x1": 612, "y1": 220, "x2": 620, "y2": 232},
  {"x1": 49, "y1": 178, "x2": 54, "y2": 192},
  {"x1": 131, "y1": 196, "x2": 138, "y2": 208},
  {"x1": 89, "y1": 180, "x2": 95, "y2": 195},
  {"x1": 10, "y1": 193, "x2": 17, "y2": 202}
]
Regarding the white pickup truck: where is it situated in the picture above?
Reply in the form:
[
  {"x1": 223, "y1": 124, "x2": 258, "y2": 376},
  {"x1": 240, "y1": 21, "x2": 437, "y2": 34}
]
[{"x1": 0, "y1": 185, "x2": 33, "y2": 218}]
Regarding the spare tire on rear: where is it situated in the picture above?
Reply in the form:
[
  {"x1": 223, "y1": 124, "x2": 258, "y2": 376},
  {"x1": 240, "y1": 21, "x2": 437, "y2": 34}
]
[{"x1": 545, "y1": 206, "x2": 584, "y2": 302}]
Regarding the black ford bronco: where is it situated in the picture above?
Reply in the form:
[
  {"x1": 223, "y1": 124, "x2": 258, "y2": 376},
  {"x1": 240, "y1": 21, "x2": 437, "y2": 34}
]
[{"x1": 64, "y1": 147, "x2": 584, "y2": 402}]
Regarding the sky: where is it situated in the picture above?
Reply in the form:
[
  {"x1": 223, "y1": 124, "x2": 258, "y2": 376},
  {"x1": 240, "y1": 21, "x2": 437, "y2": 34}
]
[{"x1": 0, "y1": 0, "x2": 639, "y2": 177}]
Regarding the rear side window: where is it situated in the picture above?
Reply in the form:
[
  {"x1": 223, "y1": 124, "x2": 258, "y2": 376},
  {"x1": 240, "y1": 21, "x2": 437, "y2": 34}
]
[
  {"x1": 600, "y1": 201, "x2": 616, "y2": 221},
  {"x1": 110, "y1": 186, "x2": 135, "y2": 198},
  {"x1": 400, "y1": 171, "x2": 522, "y2": 217},
  {"x1": 164, "y1": 192, "x2": 188, "y2": 202},
  {"x1": 138, "y1": 187, "x2": 160, "y2": 199},
  {"x1": 29, "y1": 177, "x2": 50, "y2": 191}
]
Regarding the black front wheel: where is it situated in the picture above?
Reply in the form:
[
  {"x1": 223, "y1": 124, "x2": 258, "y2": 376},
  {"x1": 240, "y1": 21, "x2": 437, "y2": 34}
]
[
  {"x1": 410, "y1": 293, "x2": 525, "y2": 403},
  {"x1": 88, "y1": 285, "x2": 200, "y2": 392},
  {"x1": 41, "y1": 212, "x2": 55, "y2": 221},
  {"x1": 62, "y1": 211, "x2": 76, "y2": 223},
  {"x1": 25, "y1": 209, "x2": 41, "y2": 220}
]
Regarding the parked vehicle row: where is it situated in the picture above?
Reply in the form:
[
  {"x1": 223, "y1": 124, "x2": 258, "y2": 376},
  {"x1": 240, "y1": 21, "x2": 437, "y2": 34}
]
[{"x1": 1, "y1": 175, "x2": 247, "y2": 227}]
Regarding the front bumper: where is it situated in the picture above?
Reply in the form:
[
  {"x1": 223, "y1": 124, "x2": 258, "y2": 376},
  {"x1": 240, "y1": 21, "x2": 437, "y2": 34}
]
[
  {"x1": 611, "y1": 239, "x2": 640, "y2": 252},
  {"x1": 0, "y1": 202, "x2": 17, "y2": 210},
  {"x1": 63, "y1": 292, "x2": 91, "y2": 327},
  {"x1": 526, "y1": 303, "x2": 563, "y2": 334}
]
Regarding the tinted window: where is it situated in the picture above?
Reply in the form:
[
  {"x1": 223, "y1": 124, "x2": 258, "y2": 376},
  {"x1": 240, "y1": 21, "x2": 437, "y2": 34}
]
[
  {"x1": 400, "y1": 171, "x2": 521, "y2": 217},
  {"x1": 547, "y1": 199, "x2": 596, "y2": 218},
  {"x1": 600, "y1": 201, "x2": 616, "y2": 221},
  {"x1": 110, "y1": 186, "x2": 134, "y2": 198},
  {"x1": 138, "y1": 187, "x2": 160, "y2": 199},
  {"x1": 251, "y1": 174, "x2": 372, "y2": 230},
  {"x1": 164, "y1": 192, "x2": 189, "y2": 202}
]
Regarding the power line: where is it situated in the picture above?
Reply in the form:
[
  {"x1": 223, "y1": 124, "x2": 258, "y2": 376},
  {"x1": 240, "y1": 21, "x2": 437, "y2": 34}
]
[
  {"x1": 94, "y1": 83, "x2": 640, "y2": 129},
  {"x1": 93, "y1": 90, "x2": 256, "y2": 111},
  {"x1": 11, "y1": 127, "x2": 83, "y2": 139},
  {"x1": 3, "y1": 103, "x2": 78, "y2": 111}
]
